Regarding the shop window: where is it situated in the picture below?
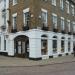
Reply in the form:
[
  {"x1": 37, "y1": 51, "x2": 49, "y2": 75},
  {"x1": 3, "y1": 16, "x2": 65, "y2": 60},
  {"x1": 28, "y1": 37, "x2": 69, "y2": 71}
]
[
  {"x1": 53, "y1": 36, "x2": 57, "y2": 53},
  {"x1": 61, "y1": 37, "x2": 65, "y2": 52},
  {"x1": 68, "y1": 38, "x2": 71, "y2": 52},
  {"x1": 41, "y1": 35, "x2": 48, "y2": 55}
]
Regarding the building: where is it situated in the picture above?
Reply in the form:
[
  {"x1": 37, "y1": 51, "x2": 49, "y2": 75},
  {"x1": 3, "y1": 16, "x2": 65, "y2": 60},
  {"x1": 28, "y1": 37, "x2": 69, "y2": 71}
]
[{"x1": 0, "y1": 0, "x2": 75, "y2": 60}]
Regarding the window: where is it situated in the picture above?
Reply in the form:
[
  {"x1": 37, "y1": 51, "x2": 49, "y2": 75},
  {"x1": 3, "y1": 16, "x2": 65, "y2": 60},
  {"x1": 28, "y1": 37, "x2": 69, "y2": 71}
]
[
  {"x1": 71, "y1": 5, "x2": 74, "y2": 16},
  {"x1": 67, "y1": 20, "x2": 70, "y2": 32},
  {"x1": 41, "y1": 35, "x2": 48, "y2": 55},
  {"x1": 12, "y1": 13, "x2": 17, "y2": 29},
  {"x1": 13, "y1": 16, "x2": 17, "y2": 29},
  {"x1": 61, "y1": 17, "x2": 65, "y2": 30},
  {"x1": 24, "y1": 12, "x2": 30, "y2": 26},
  {"x1": 13, "y1": 0, "x2": 17, "y2": 5},
  {"x1": 23, "y1": 8, "x2": 30, "y2": 26},
  {"x1": 66, "y1": 0, "x2": 69, "y2": 14},
  {"x1": 4, "y1": 38, "x2": 6, "y2": 51},
  {"x1": 52, "y1": 13, "x2": 57, "y2": 28},
  {"x1": 52, "y1": 0, "x2": 56, "y2": 6},
  {"x1": 18, "y1": 41, "x2": 21, "y2": 54},
  {"x1": 53, "y1": 36, "x2": 57, "y2": 53},
  {"x1": 61, "y1": 37, "x2": 65, "y2": 52},
  {"x1": 72, "y1": 22, "x2": 75, "y2": 33},
  {"x1": 68, "y1": 38, "x2": 71, "y2": 52},
  {"x1": 60, "y1": 0, "x2": 64, "y2": 9},
  {"x1": 41, "y1": 9, "x2": 48, "y2": 27}
]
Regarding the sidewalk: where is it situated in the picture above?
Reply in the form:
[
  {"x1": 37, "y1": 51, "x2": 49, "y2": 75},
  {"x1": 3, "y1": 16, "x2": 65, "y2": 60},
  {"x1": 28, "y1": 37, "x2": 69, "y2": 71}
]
[{"x1": 0, "y1": 55, "x2": 75, "y2": 67}]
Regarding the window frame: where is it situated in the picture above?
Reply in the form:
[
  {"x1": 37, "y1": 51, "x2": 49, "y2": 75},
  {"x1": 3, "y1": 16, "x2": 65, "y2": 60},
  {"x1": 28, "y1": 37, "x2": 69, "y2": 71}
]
[
  {"x1": 41, "y1": 9, "x2": 48, "y2": 27},
  {"x1": 71, "y1": 5, "x2": 74, "y2": 16},
  {"x1": 52, "y1": 13, "x2": 57, "y2": 29},
  {"x1": 67, "y1": 20, "x2": 70, "y2": 32},
  {"x1": 13, "y1": 0, "x2": 17, "y2": 5},
  {"x1": 12, "y1": 13, "x2": 17, "y2": 29},
  {"x1": 52, "y1": 0, "x2": 56, "y2": 6},
  {"x1": 23, "y1": 8, "x2": 30, "y2": 26},
  {"x1": 60, "y1": 0, "x2": 64, "y2": 10},
  {"x1": 61, "y1": 17, "x2": 65, "y2": 30},
  {"x1": 66, "y1": 0, "x2": 70, "y2": 14}
]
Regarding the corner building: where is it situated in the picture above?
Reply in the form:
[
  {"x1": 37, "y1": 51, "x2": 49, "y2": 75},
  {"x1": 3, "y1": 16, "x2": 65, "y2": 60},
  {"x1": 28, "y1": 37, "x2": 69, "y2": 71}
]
[{"x1": 0, "y1": 0, "x2": 75, "y2": 60}]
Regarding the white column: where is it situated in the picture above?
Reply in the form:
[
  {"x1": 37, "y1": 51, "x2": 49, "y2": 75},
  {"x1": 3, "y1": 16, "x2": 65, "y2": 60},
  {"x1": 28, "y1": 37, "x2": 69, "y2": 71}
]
[
  {"x1": 29, "y1": 38, "x2": 41, "y2": 59},
  {"x1": 70, "y1": 40, "x2": 73, "y2": 53},
  {"x1": 1, "y1": 35, "x2": 4, "y2": 51},
  {"x1": 57, "y1": 37, "x2": 61, "y2": 54},
  {"x1": 48, "y1": 39, "x2": 53, "y2": 56},
  {"x1": 64, "y1": 39, "x2": 68, "y2": 53},
  {"x1": 8, "y1": 40, "x2": 14, "y2": 56}
]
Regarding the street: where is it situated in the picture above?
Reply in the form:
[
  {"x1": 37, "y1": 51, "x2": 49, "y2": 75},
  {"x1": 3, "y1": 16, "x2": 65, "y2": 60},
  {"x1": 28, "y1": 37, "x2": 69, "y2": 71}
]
[{"x1": 0, "y1": 61, "x2": 75, "y2": 75}]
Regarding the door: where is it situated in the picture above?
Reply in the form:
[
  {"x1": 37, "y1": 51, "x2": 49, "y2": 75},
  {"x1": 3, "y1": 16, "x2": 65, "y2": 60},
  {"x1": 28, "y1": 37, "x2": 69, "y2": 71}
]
[{"x1": 14, "y1": 35, "x2": 29, "y2": 58}]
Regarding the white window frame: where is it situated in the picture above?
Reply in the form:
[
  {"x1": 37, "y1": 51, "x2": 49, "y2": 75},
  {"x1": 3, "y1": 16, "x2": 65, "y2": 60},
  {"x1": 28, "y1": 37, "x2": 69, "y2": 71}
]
[
  {"x1": 61, "y1": 17, "x2": 65, "y2": 30},
  {"x1": 66, "y1": 0, "x2": 70, "y2": 14},
  {"x1": 13, "y1": 0, "x2": 17, "y2": 5},
  {"x1": 73, "y1": 22, "x2": 75, "y2": 32},
  {"x1": 52, "y1": 0, "x2": 56, "y2": 6},
  {"x1": 41, "y1": 9, "x2": 48, "y2": 27},
  {"x1": 12, "y1": 13, "x2": 17, "y2": 29},
  {"x1": 23, "y1": 8, "x2": 29, "y2": 26},
  {"x1": 71, "y1": 5, "x2": 74, "y2": 16},
  {"x1": 60, "y1": 0, "x2": 64, "y2": 9},
  {"x1": 52, "y1": 13, "x2": 57, "y2": 29},
  {"x1": 67, "y1": 20, "x2": 70, "y2": 32}
]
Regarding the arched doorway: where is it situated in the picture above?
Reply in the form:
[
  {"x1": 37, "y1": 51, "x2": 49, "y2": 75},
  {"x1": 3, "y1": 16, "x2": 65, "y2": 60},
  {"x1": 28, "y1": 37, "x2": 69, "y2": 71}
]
[{"x1": 14, "y1": 35, "x2": 29, "y2": 58}]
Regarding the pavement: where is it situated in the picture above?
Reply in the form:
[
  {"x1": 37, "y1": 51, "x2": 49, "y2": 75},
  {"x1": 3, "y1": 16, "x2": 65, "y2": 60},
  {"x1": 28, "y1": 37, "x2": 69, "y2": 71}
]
[{"x1": 0, "y1": 54, "x2": 75, "y2": 67}]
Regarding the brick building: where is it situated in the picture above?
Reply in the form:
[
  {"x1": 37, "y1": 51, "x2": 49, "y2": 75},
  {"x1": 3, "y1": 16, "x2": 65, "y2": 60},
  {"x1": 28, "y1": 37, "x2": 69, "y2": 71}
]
[{"x1": 0, "y1": 0, "x2": 75, "y2": 60}]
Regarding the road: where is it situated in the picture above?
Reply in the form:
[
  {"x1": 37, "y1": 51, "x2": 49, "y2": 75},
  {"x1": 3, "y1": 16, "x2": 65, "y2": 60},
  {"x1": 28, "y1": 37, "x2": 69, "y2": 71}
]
[{"x1": 0, "y1": 61, "x2": 75, "y2": 75}]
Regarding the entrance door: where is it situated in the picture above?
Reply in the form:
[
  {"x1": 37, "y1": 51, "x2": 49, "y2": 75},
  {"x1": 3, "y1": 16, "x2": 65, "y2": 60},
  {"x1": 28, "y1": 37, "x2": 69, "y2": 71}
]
[{"x1": 14, "y1": 35, "x2": 29, "y2": 58}]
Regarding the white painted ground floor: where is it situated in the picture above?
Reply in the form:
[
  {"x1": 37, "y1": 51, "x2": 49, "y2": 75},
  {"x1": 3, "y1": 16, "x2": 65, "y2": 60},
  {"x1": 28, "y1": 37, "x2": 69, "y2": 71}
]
[{"x1": 0, "y1": 29, "x2": 74, "y2": 60}]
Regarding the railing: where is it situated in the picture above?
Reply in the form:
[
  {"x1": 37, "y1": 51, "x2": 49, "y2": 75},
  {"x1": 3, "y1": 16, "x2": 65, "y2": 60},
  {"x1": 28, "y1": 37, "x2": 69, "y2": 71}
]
[
  {"x1": 41, "y1": 23, "x2": 48, "y2": 31},
  {"x1": 53, "y1": 28, "x2": 58, "y2": 32},
  {"x1": 11, "y1": 29, "x2": 17, "y2": 33},
  {"x1": 68, "y1": 32, "x2": 72, "y2": 35},
  {"x1": 22, "y1": 26, "x2": 29, "y2": 31},
  {"x1": 61, "y1": 30, "x2": 66, "y2": 34}
]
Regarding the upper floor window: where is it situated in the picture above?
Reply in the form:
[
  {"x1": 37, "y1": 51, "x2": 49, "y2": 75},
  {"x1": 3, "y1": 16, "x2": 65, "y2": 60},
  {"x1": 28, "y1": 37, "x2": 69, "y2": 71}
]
[
  {"x1": 66, "y1": 0, "x2": 70, "y2": 14},
  {"x1": 52, "y1": 13, "x2": 57, "y2": 28},
  {"x1": 61, "y1": 17, "x2": 65, "y2": 30},
  {"x1": 60, "y1": 0, "x2": 64, "y2": 10},
  {"x1": 72, "y1": 22, "x2": 75, "y2": 33},
  {"x1": 13, "y1": 0, "x2": 17, "y2": 5},
  {"x1": 71, "y1": 5, "x2": 74, "y2": 16},
  {"x1": 67, "y1": 20, "x2": 70, "y2": 32},
  {"x1": 41, "y1": 9, "x2": 48, "y2": 27},
  {"x1": 23, "y1": 8, "x2": 30, "y2": 26},
  {"x1": 12, "y1": 13, "x2": 17, "y2": 29},
  {"x1": 52, "y1": 0, "x2": 56, "y2": 6}
]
